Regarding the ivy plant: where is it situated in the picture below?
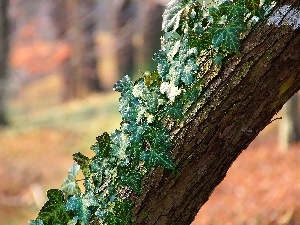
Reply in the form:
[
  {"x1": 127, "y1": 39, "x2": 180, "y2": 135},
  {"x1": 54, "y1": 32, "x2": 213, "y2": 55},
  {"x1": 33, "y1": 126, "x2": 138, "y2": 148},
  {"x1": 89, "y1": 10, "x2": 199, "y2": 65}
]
[{"x1": 30, "y1": 0, "x2": 277, "y2": 224}]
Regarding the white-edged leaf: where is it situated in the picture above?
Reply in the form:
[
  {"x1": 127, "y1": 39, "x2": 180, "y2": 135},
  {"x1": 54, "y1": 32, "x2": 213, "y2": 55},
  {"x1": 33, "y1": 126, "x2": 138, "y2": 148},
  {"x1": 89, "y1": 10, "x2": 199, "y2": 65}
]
[
  {"x1": 162, "y1": 0, "x2": 185, "y2": 32},
  {"x1": 65, "y1": 192, "x2": 98, "y2": 225},
  {"x1": 61, "y1": 163, "x2": 81, "y2": 196}
]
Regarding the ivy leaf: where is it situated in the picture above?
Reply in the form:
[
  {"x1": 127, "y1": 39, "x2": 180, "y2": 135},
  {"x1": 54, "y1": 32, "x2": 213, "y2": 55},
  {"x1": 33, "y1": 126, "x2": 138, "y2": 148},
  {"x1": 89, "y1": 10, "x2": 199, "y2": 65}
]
[
  {"x1": 37, "y1": 189, "x2": 72, "y2": 225},
  {"x1": 121, "y1": 170, "x2": 143, "y2": 193},
  {"x1": 185, "y1": 85, "x2": 202, "y2": 102},
  {"x1": 216, "y1": 1, "x2": 249, "y2": 20},
  {"x1": 73, "y1": 152, "x2": 91, "y2": 178},
  {"x1": 162, "y1": 0, "x2": 186, "y2": 32},
  {"x1": 110, "y1": 130, "x2": 130, "y2": 162},
  {"x1": 245, "y1": 0, "x2": 260, "y2": 15},
  {"x1": 122, "y1": 121, "x2": 147, "y2": 146},
  {"x1": 181, "y1": 57, "x2": 198, "y2": 85},
  {"x1": 141, "y1": 150, "x2": 175, "y2": 171},
  {"x1": 212, "y1": 28, "x2": 225, "y2": 47},
  {"x1": 28, "y1": 220, "x2": 44, "y2": 225},
  {"x1": 119, "y1": 93, "x2": 142, "y2": 122},
  {"x1": 61, "y1": 163, "x2": 81, "y2": 196},
  {"x1": 113, "y1": 75, "x2": 133, "y2": 94},
  {"x1": 153, "y1": 51, "x2": 170, "y2": 81},
  {"x1": 104, "y1": 200, "x2": 134, "y2": 224},
  {"x1": 90, "y1": 132, "x2": 111, "y2": 157},
  {"x1": 65, "y1": 192, "x2": 98, "y2": 225},
  {"x1": 166, "y1": 101, "x2": 184, "y2": 120},
  {"x1": 211, "y1": 20, "x2": 246, "y2": 52}
]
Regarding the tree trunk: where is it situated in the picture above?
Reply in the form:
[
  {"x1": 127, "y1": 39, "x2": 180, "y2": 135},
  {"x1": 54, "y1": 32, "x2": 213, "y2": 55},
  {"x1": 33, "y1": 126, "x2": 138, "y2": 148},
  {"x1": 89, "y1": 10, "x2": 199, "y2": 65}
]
[
  {"x1": 52, "y1": 0, "x2": 103, "y2": 101},
  {"x1": 0, "y1": 0, "x2": 9, "y2": 126},
  {"x1": 137, "y1": 0, "x2": 164, "y2": 72},
  {"x1": 127, "y1": 1, "x2": 300, "y2": 224},
  {"x1": 113, "y1": 0, "x2": 136, "y2": 78},
  {"x1": 279, "y1": 92, "x2": 300, "y2": 150}
]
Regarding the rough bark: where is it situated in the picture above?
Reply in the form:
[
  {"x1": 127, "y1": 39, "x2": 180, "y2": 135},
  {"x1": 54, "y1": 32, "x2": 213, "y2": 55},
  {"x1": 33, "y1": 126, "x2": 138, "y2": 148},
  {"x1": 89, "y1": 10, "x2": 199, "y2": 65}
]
[
  {"x1": 279, "y1": 92, "x2": 300, "y2": 150},
  {"x1": 0, "y1": 0, "x2": 9, "y2": 126},
  {"x1": 129, "y1": 1, "x2": 300, "y2": 224}
]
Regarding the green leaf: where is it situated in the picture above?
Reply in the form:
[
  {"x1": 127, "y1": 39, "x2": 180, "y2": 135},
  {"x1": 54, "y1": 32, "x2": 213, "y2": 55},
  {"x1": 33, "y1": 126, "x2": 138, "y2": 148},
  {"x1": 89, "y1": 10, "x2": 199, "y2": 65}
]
[
  {"x1": 141, "y1": 150, "x2": 175, "y2": 171},
  {"x1": 65, "y1": 192, "x2": 98, "y2": 225},
  {"x1": 166, "y1": 101, "x2": 184, "y2": 120},
  {"x1": 118, "y1": 93, "x2": 142, "y2": 122},
  {"x1": 90, "y1": 132, "x2": 111, "y2": 157},
  {"x1": 103, "y1": 200, "x2": 134, "y2": 224},
  {"x1": 110, "y1": 130, "x2": 130, "y2": 162},
  {"x1": 61, "y1": 163, "x2": 81, "y2": 196},
  {"x1": 162, "y1": 0, "x2": 186, "y2": 32},
  {"x1": 73, "y1": 152, "x2": 91, "y2": 178},
  {"x1": 37, "y1": 189, "x2": 72, "y2": 225},
  {"x1": 212, "y1": 28, "x2": 225, "y2": 47},
  {"x1": 245, "y1": 0, "x2": 260, "y2": 15},
  {"x1": 211, "y1": 20, "x2": 246, "y2": 52},
  {"x1": 181, "y1": 58, "x2": 198, "y2": 85},
  {"x1": 28, "y1": 220, "x2": 44, "y2": 225},
  {"x1": 153, "y1": 51, "x2": 170, "y2": 80},
  {"x1": 113, "y1": 75, "x2": 134, "y2": 94},
  {"x1": 217, "y1": 1, "x2": 249, "y2": 20},
  {"x1": 122, "y1": 121, "x2": 147, "y2": 146},
  {"x1": 121, "y1": 170, "x2": 143, "y2": 193}
]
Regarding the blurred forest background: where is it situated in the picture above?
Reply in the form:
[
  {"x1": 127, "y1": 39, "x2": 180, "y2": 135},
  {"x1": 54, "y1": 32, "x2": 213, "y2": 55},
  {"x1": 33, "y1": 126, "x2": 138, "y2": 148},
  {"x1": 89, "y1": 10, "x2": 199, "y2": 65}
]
[{"x1": 0, "y1": 0, "x2": 299, "y2": 224}]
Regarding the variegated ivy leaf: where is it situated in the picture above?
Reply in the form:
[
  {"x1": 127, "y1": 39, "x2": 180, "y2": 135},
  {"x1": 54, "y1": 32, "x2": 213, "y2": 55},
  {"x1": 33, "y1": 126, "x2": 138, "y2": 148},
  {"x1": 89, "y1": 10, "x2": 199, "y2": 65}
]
[
  {"x1": 153, "y1": 50, "x2": 170, "y2": 81},
  {"x1": 28, "y1": 219, "x2": 44, "y2": 225},
  {"x1": 162, "y1": 0, "x2": 187, "y2": 32},
  {"x1": 113, "y1": 75, "x2": 133, "y2": 94},
  {"x1": 65, "y1": 192, "x2": 99, "y2": 225},
  {"x1": 61, "y1": 163, "x2": 81, "y2": 196},
  {"x1": 110, "y1": 130, "x2": 130, "y2": 163},
  {"x1": 90, "y1": 132, "x2": 111, "y2": 157}
]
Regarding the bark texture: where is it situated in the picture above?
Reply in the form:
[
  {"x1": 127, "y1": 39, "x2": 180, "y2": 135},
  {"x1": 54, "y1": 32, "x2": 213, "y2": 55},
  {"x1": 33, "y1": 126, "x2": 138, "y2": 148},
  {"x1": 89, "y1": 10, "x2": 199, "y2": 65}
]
[
  {"x1": 0, "y1": 0, "x2": 9, "y2": 126},
  {"x1": 130, "y1": 1, "x2": 300, "y2": 224}
]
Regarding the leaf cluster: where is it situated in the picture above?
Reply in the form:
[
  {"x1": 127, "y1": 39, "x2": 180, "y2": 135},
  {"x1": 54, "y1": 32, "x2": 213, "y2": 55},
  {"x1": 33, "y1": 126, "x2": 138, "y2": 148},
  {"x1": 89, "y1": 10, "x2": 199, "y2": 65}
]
[{"x1": 30, "y1": 0, "x2": 277, "y2": 224}]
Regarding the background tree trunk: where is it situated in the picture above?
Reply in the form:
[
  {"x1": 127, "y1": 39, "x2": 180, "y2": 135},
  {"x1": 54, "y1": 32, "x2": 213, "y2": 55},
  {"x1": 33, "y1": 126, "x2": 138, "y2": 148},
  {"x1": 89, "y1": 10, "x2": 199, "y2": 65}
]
[
  {"x1": 279, "y1": 92, "x2": 300, "y2": 150},
  {"x1": 136, "y1": 0, "x2": 164, "y2": 72},
  {"x1": 52, "y1": 0, "x2": 102, "y2": 101},
  {"x1": 0, "y1": 0, "x2": 10, "y2": 126},
  {"x1": 112, "y1": 0, "x2": 136, "y2": 78},
  {"x1": 127, "y1": 1, "x2": 300, "y2": 224}
]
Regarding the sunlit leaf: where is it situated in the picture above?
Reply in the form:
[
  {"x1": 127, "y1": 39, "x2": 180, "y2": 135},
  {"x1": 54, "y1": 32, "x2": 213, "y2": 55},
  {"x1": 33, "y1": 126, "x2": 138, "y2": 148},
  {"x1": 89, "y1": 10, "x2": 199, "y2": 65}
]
[
  {"x1": 65, "y1": 192, "x2": 98, "y2": 225},
  {"x1": 90, "y1": 132, "x2": 111, "y2": 157},
  {"x1": 73, "y1": 152, "x2": 91, "y2": 178},
  {"x1": 162, "y1": 0, "x2": 186, "y2": 32},
  {"x1": 61, "y1": 163, "x2": 81, "y2": 196},
  {"x1": 28, "y1": 219, "x2": 44, "y2": 225}
]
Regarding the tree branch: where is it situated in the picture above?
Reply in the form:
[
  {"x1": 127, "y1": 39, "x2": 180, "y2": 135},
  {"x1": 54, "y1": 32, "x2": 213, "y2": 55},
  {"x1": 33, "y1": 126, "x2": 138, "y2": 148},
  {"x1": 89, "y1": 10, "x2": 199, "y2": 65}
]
[{"x1": 131, "y1": 0, "x2": 300, "y2": 224}]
